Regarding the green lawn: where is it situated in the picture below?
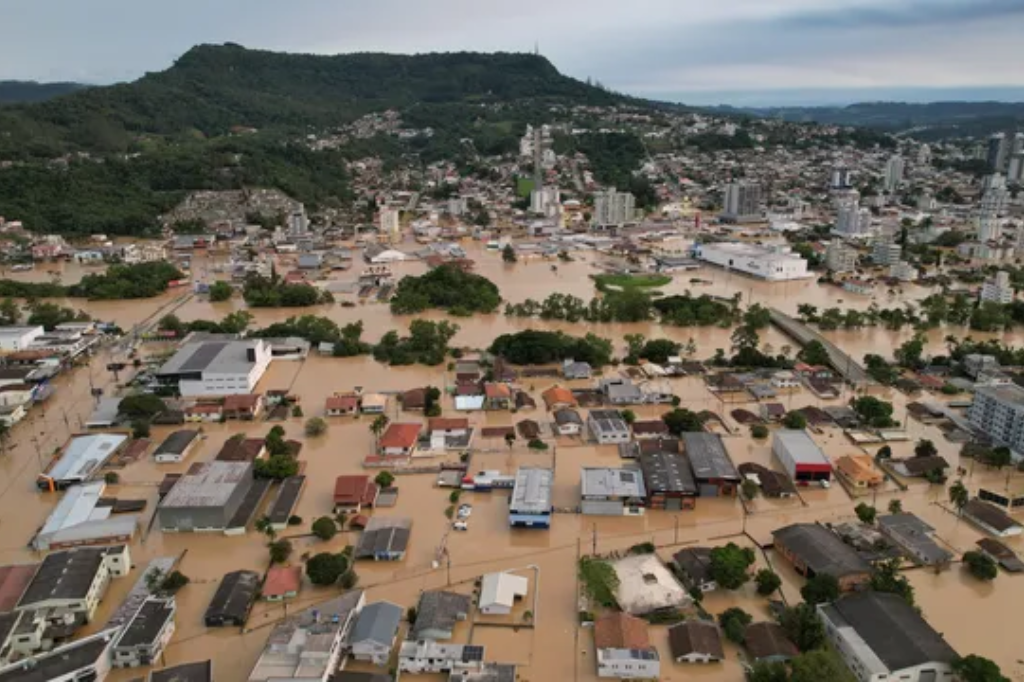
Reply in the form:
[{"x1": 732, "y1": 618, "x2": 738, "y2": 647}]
[{"x1": 592, "y1": 273, "x2": 672, "y2": 290}]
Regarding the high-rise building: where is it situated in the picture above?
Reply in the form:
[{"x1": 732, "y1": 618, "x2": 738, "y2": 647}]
[
  {"x1": 379, "y1": 207, "x2": 400, "y2": 240},
  {"x1": 968, "y1": 384, "x2": 1024, "y2": 456},
  {"x1": 980, "y1": 271, "x2": 1014, "y2": 304},
  {"x1": 987, "y1": 133, "x2": 1008, "y2": 171},
  {"x1": 289, "y1": 205, "x2": 308, "y2": 235},
  {"x1": 592, "y1": 190, "x2": 636, "y2": 227},
  {"x1": 1012, "y1": 132, "x2": 1024, "y2": 157},
  {"x1": 830, "y1": 167, "x2": 852, "y2": 190},
  {"x1": 721, "y1": 182, "x2": 762, "y2": 223},
  {"x1": 916, "y1": 144, "x2": 932, "y2": 166},
  {"x1": 834, "y1": 196, "x2": 871, "y2": 236},
  {"x1": 888, "y1": 260, "x2": 919, "y2": 282},
  {"x1": 1007, "y1": 154, "x2": 1024, "y2": 184},
  {"x1": 530, "y1": 187, "x2": 561, "y2": 218},
  {"x1": 976, "y1": 213, "x2": 1001, "y2": 243},
  {"x1": 872, "y1": 238, "x2": 901, "y2": 266},
  {"x1": 883, "y1": 156, "x2": 905, "y2": 192},
  {"x1": 825, "y1": 242, "x2": 858, "y2": 273}
]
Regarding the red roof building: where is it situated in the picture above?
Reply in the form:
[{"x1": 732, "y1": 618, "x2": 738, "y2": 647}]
[
  {"x1": 0, "y1": 564, "x2": 38, "y2": 612},
  {"x1": 262, "y1": 566, "x2": 302, "y2": 601},
  {"x1": 427, "y1": 418, "x2": 469, "y2": 433},
  {"x1": 325, "y1": 394, "x2": 359, "y2": 416},
  {"x1": 334, "y1": 475, "x2": 379, "y2": 512},
  {"x1": 594, "y1": 612, "x2": 652, "y2": 650},
  {"x1": 379, "y1": 423, "x2": 422, "y2": 456}
]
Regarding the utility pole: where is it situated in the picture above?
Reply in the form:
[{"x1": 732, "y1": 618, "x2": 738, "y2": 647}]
[
  {"x1": 591, "y1": 524, "x2": 597, "y2": 556},
  {"x1": 674, "y1": 516, "x2": 679, "y2": 545},
  {"x1": 446, "y1": 551, "x2": 452, "y2": 586}
]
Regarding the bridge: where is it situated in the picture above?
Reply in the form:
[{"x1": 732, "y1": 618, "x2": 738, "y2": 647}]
[{"x1": 768, "y1": 308, "x2": 877, "y2": 389}]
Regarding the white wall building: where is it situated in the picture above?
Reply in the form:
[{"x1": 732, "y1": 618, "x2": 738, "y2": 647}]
[
  {"x1": 871, "y1": 240, "x2": 901, "y2": 266},
  {"x1": 721, "y1": 182, "x2": 762, "y2": 223},
  {"x1": 478, "y1": 572, "x2": 529, "y2": 615},
  {"x1": 889, "y1": 260, "x2": 919, "y2": 282},
  {"x1": 826, "y1": 242, "x2": 858, "y2": 273},
  {"x1": 695, "y1": 242, "x2": 810, "y2": 281},
  {"x1": 593, "y1": 190, "x2": 636, "y2": 227},
  {"x1": 530, "y1": 187, "x2": 561, "y2": 218},
  {"x1": 379, "y1": 207, "x2": 400, "y2": 240},
  {"x1": 0, "y1": 326, "x2": 45, "y2": 352},
  {"x1": 156, "y1": 339, "x2": 272, "y2": 398},
  {"x1": 981, "y1": 271, "x2": 1014, "y2": 304},
  {"x1": 883, "y1": 156, "x2": 905, "y2": 192}
]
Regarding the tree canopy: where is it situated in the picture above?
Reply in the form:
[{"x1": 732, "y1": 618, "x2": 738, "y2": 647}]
[
  {"x1": 390, "y1": 264, "x2": 501, "y2": 315},
  {"x1": 489, "y1": 330, "x2": 613, "y2": 367}
]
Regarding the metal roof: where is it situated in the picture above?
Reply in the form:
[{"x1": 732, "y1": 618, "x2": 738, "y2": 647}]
[
  {"x1": 154, "y1": 430, "x2": 200, "y2": 457},
  {"x1": 773, "y1": 523, "x2": 871, "y2": 578},
  {"x1": 157, "y1": 339, "x2": 264, "y2": 377},
  {"x1": 351, "y1": 601, "x2": 402, "y2": 647},
  {"x1": 639, "y1": 452, "x2": 697, "y2": 494},
  {"x1": 160, "y1": 461, "x2": 251, "y2": 509},
  {"x1": 773, "y1": 430, "x2": 830, "y2": 466},
  {"x1": 581, "y1": 467, "x2": 645, "y2": 499},
  {"x1": 46, "y1": 433, "x2": 127, "y2": 483},
  {"x1": 681, "y1": 433, "x2": 740, "y2": 481},
  {"x1": 510, "y1": 467, "x2": 553, "y2": 514},
  {"x1": 588, "y1": 409, "x2": 629, "y2": 435}
]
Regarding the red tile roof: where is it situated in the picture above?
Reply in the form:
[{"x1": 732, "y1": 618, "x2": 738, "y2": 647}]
[
  {"x1": 263, "y1": 566, "x2": 301, "y2": 597},
  {"x1": 325, "y1": 394, "x2": 359, "y2": 411},
  {"x1": 223, "y1": 394, "x2": 261, "y2": 411},
  {"x1": 541, "y1": 386, "x2": 576, "y2": 408},
  {"x1": 334, "y1": 476, "x2": 379, "y2": 505},
  {"x1": 0, "y1": 564, "x2": 37, "y2": 612},
  {"x1": 484, "y1": 383, "x2": 511, "y2": 399},
  {"x1": 594, "y1": 612, "x2": 651, "y2": 650},
  {"x1": 216, "y1": 437, "x2": 266, "y2": 462},
  {"x1": 379, "y1": 423, "x2": 421, "y2": 449},
  {"x1": 428, "y1": 418, "x2": 469, "y2": 432},
  {"x1": 186, "y1": 404, "x2": 223, "y2": 415}
]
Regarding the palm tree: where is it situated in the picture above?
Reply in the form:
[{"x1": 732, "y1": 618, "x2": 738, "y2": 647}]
[
  {"x1": 949, "y1": 480, "x2": 969, "y2": 519},
  {"x1": 370, "y1": 415, "x2": 390, "y2": 450},
  {"x1": 254, "y1": 515, "x2": 276, "y2": 542}
]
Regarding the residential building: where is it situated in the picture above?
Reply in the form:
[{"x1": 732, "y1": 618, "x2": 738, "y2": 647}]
[
  {"x1": 541, "y1": 385, "x2": 576, "y2": 410},
  {"x1": 426, "y1": 418, "x2": 472, "y2": 451},
  {"x1": 222, "y1": 393, "x2": 264, "y2": 420},
  {"x1": 834, "y1": 455, "x2": 883, "y2": 489},
  {"x1": 0, "y1": 326, "x2": 44, "y2": 352},
  {"x1": 153, "y1": 430, "x2": 201, "y2": 463},
  {"x1": 721, "y1": 182, "x2": 761, "y2": 223},
  {"x1": 509, "y1": 467, "x2": 553, "y2": 528},
  {"x1": 672, "y1": 547, "x2": 716, "y2": 593},
  {"x1": 350, "y1": 601, "x2": 402, "y2": 666},
  {"x1": 631, "y1": 419, "x2": 669, "y2": 439},
  {"x1": 247, "y1": 590, "x2": 365, "y2": 682},
  {"x1": 204, "y1": 570, "x2": 260, "y2": 627},
  {"x1": 744, "y1": 623, "x2": 798, "y2": 663},
  {"x1": 32, "y1": 481, "x2": 138, "y2": 551},
  {"x1": 682, "y1": 433, "x2": 740, "y2": 496},
  {"x1": 819, "y1": 592, "x2": 958, "y2": 682},
  {"x1": 155, "y1": 337, "x2": 272, "y2": 397},
  {"x1": 772, "y1": 523, "x2": 871, "y2": 590},
  {"x1": 890, "y1": 456, "x2": 950, "y2": 479},
  {"x1": 158, "y1": 461, "x2": 255, "y2": 533},
  {"x1": 378, "y1": 423, "x2": 421, "y2": 458},
  {"x1": 333, "y1": 476, "x2": 379, "y2": 514},
  {"x1": 587, "y1": 410, "x2": 631, "y2": 444},
  {"x1": 0, "y1": 628, "x2": 118, "y2": 682},
  {"x1": 580, "y1": 467, "x2": 646, "y2": 516},
  {"x1": 640, "y1": 452, "x2": 697, "y2": 510},
  {"x1": 553, "y1": 408, "x2": 584, "y2": 436},
  {"x1": 593, "y1": 612, "x2": 660, "y2": 679},
  {"x1": 883, "y1": 155, "x2": 905, "y2": 191},
  {"x1": 668, "y1": 620, "x2": 724, "y2": 664},
  {"x1": 871, "y1": 239, "x2": 901, "y2": 266},
  {"x1": 835, "y1": 197, "x2": 871, "y2": 236},
  {"x1": 37, "y1": 433, "x2": 129, "y2": 492},
  {"x1": 325, "y1": 393, "x2": 359, "y2": 416},
  {"x1": 843, "y1": 279, "x2": 873, "y2": 296},
  {"x1": 968, "y1": 384, "x2": 1024, "y2": 457},
  {"x1": 397, "y1": 640, "x2": 486, "y2": 675},
  {"x1": 694, "y1": 242, "x2": 810, "y2": 281},
  {"x1": 876, "y1": 513, "x2": 953, "y2": 567},
  {"x1": 980, "y1": 270, "x2": 1014, "y2": 304},
  {"x1": 379, "y1": 207, "x2": 400, "y2": 240},
  {"x1": 772, "y1": 430, "x2": 832, "y2": 484},
  {"x1": 599, "y1": 377, "x2": 644, "y2": 405},
  {"x1": 562, "y1": 359, "x2": 592, "y2": 380},
  {"x1": 889, "y1": 260, "x2": 919, "y2": 282},
  {"x1": 987, "y1": 132, "x2": 1008, "y2": 171},
  {"x1": 354, "y1": 517, "x2": 412, "y2": 561},
  {"x1": 411, "y1": 591, "x2": 471, "y2": 640},
  {"x1": 16, "y1": 545, "x2": 130, "y2": 624},
  {"x1": 961, "y1": 499, "x2": 1023, "y2": 538},
  {"x1": 111, "y1": 597, "x2": 176, "y2": 668},
  {"x1": 825, "y1": 242, "x2": 858, "y2": 273},
  {"x1": 148, "y1": 660, "x2": 213, "y2": 682},
  {"x1": 478, "y1": 572, "x2": 528, "y2": 615},
  {"x1": 483, "y1": 383, "x2": 511, "y2": 410},
  {"x1": 593, "y1": 190, "x2": 636, "y2": 227},
  {"x1": 530, "y1": 187, "x2": 561, "y2": 218},
  {"x1": 263, "y1": 566, "x2": 301, "y2": 602}
]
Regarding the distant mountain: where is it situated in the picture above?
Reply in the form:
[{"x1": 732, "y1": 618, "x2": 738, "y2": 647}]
[
  {"x1": 0, "y1": 80, "x2": 89, "y2": 104},
  {"x1": 708, "y1": 100, "x2": 1024, "y2": 139}
]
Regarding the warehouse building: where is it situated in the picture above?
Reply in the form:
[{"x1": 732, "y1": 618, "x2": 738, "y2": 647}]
[
  {"x1": 681, "y1": 433, "x2": 740, "y2": 496},
  {"x1": 111, "y1": 597, "x2": 176, "y2": 668},
  {"x1": 772, "y1": 523, "x2": 871, "y2": 590},
  {"x1": 509, "y1": 467, "x2": 553, "y2": 528},
  {"x1": 694, "y1": 242, "x2": 811, "y2": 281},
  {"x1": 204, "y1": 570, "x2": 260, "y2": 627},
  {"x1": 37, "y1": 433, "x2": 128, "y2": 492},
  {"x1": 153, "y1": 430, "x2": 201, "y2": 463},
  {"x1": 32, "y1": 481, "x2": 138, "y2": 551},
  {"x1": 640, "y1": 452, "x2": 697, "y2": 510},
  {"x1": 16, "y1": 545, "x2": 131, "y2": 625},
  {"x1": 581, "y1": 467, "x2": 646, "y2": 516},
  {"x1": 158, "y1": 461, "x2": 255, "y2": 533},
  {"x1": 772, "y1": 430, "x2": 832, "y2": 484},
  {"x1": 155, "y1": 337, "x2": 272, "y2": 397}
]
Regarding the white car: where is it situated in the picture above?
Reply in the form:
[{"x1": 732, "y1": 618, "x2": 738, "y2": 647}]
[
  {"x1": 453, "y1": 521, "x2": 469, "y2": 531},
  {"x1": 457, "y1": 505, "x2": 472, "y2": 519},
  {"x1": 819, "y1": 479, "x2": 831, "y2": 489}
]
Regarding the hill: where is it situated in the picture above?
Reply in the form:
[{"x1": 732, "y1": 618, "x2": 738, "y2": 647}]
[
  {"x1": 714, "y1": 101, "x2": 1024, "y2": 139},
  {"x1": 0, "y1": 80, "x2": 89, "y2": 104}
]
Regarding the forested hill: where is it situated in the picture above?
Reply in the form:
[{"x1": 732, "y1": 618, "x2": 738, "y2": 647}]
[
  {"x1": 0, "y1": 44, "x2": 627, "y2": 159},
  {"x1": 0, "y1": 80, "x2": 89, "y2": 104}
]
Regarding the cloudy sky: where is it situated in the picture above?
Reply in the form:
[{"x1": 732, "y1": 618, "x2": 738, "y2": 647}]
[{"x1": 5, "y1": 0, "x2": 1024, "y2": 105}]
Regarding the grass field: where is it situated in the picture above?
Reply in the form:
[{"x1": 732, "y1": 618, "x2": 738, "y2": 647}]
[{"x1": 592, "y1": 273, "x2": 672, "y2": 290}]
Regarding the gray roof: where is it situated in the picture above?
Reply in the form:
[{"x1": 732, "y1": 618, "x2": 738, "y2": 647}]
[
  {"x1": 668, "y1": 620, "x2": 724, "y2": 660},
  {"x1": 115, "y1": 597, "x2": 174, "y2": 648},
  {"x1": 413, "y1": 591, "x2": 471, "y2": 639},
  {"x1": 0, "y1": 628, "x2": 118, "y2": 682},
  {"x1": 205, "y1": 570, "x2": 260, "y2": 624},
  {"x1": 354, "y1": 517, "x2": 412, "y2": 559},
  {"x1": 156, "y1": 338, "x2": 263, "y2": 377},
  {"x1": 351, "y1": 601, "x2": 402, "y2": 647},
  {"x1": 160, "y1": 461, "x2": 252, "y2": 509},
  {"x1": 772, "y1": 523, "x2": 871, "y2": 579},
  {"x1": 639, "y1": 452, "x2": 697, "y2": 494},
  {"x1": 510, "y1": 467, "x2": 553, "y2": 514},
  {"x1": 877, "y1": 513, "x2": 953, "y2": 565},
  {"x1": 154, "y1": 430, "x2": 200, "y2": 457},
  {"x1": 681, "y1": 433, "x2": 739, "y2": 481},
  {"x1": 588, "y1": 409, "x2": 630, "y2": 435},
  {"x1": 672, "y1": 547, "x2": 713, "y2": 585},
  {"x1": 18, "y1": 546, "x2": 117, "y2": 607},
  {"x1": 820, "y1": 592, "x2": 958, "y2": 670},
  {"x1": 45, "y1": 433, "x2": 127, "y2": 483},
  {"x1": 581, "y1": 467, "x2": 645, "y2": 499},
  {"x1": 554, "y1": 408, "x2": 583, "y2": 425},
  {"x1": 773, "y1": 430, "x2": 829, "y2": 466},
  {"x1": 148, "y1": 660, "x2": 213, "y2": 682},
  {"x1": 975, "y1": 382, "x2": 1024, "y2": 407}
]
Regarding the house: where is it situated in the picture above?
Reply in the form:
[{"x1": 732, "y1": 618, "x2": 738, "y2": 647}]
[
  {"x1": 668, "y1": 620, "x2": 724, "y2": 664},
  {"x1": 184, "y1": 403, "x2": 223, "y2": 422},
  {"x1": 770, "y1": 371, "x2": 801, "y2": 390},
  {"x1": 334, "y1": 476, "x2": 379, "y2": 513},
  {"x1": 593, "y1": 612, "x2": 660, "y2": 680},
  {"x1": 204, "y1": 570, "x2": 259, "y2": 627},
  {"x1": 262, "y1": 566, "x2": 301, "y2": 602},
  {"x1": 361, "y1": 393, "x2": 388, "y2": 414},
  {"x1": 378, "y1": 423, "x2": 421, "y2": 458},
  {"x1": 509, "y1": 467, "x2": 553, "y2": 529},
  {"x1": 157, "y1": 461, "x2": 255, "y2": 533},
  {"x1": 890, "y1": 456, "x2": 949, "y2": 479},
  {"x1": 247, "y1": 590, "x2": 365, "y2": 682},
  {"x1": 612, "y1": 553, "x2": 687, "y2": 615},
  {"x1": 412, "y1": 591, "x2": 471, "y2": 640},
  {"x1": 454, "y1": 360, "x2": 481, "y2": 383},
  {"x1": 398, "y1": 640, "x2": 486, "y2": 675},
  {"x1": 154, "y1": 338, "x2": 272, "y2": 397},
  {"x1": 37, "y1": 432, "x2": 128, "y2": 491},
  {"x1": 772, "y1": 523, "x2": 872, "y2": 590},
  {"x1": 427, "y1": 418, "x2": 472, "y2": 451},
  {"x1": 760, "y1": 403, "x2": 786, "y2": 422},
  {"x1": 400, "y1": 388, "x2": 428, "y2": 411},
  {"x1": 835, "y1": 455, "x2": 884, "y2": 488},
  {"x1": 148, "y1": 660, "x2": 214, "y2": 682},
  {"x1": 541, "y1": 385, "x2": 576, "y2": 410},
  {"x1": 877, "y1": 513, "x2": 953, "y2": 567},
  {"x1": 325, "y1": 393, "x2": 359, "y2": 416},
  {"x1": 355, "y1": 517, "x2": 412, "y2": 561},
  {"x1": 743, "y1": 622, "x2": 798, "y2": 663},
  {"x1": 16, "y1": 545, "x2": 130, "y2": 624},
  {"x1": 153, "y1": 430, "x2": 201, "y2": 463},
  {"x1": 819, "y1": 592, "x2": 958, "y2": 682},
  {"x1": 772, "y1": 430, "x2": 832, "y2": 484},
  {"x1": 215, "y1": 437, "x2": 267, "y2": 462},
  {"x1": 562, "y1": 359, "x2": 592, "y2": 380},
  {"x1": 581, "y1": 467, "x2": 646, "y2": 516},
  {"x1": 515, "y1": 391, "x2": 536, "y2": 410},
  {"x1": 223, "y1": 393, "x2": 264, "y2": 420},
  {"x1": 32, "y1": 481, "x2": 138, "y2": 551},
  {"x1": 962, "y1": 499, "x2": 1023, "y2": 537},
  {"x1": 631, "y1": 420, "x2": 669, "y2": 439},
  {"x1": 478, "y1": 572, "x2": 528, "y2": 615},
  {"x1": 672, "y1": 547, "x2": 716, "y2": 593},
  {"x1": 599, "y1": 378, "x2": 644, "y2": 405},
  {"x1": 350, "y1": 601, "x2": 403, "y2": 666},
  {"x1": 682, "y1": 433, "x2": 740, "y2": 496},
  {"x1": 640, "y1": 452, "x2": 697, "y2": 510},
  {"x1": 0, "y1": 628, "x2": 118, "y2": 682},
  {"x1": 111, "y1": 597, "x2": 176, "y2": 668},
  {"x1": 587, "y1": 409, "x2": 631, "y2": 444},
  {"x1": 553, "y1": 408, "x2": 584, "y2": 436},
  {"x1": 516, "y1": 419, "x2": 541, "y2": 440},
  {"x1": 484, "y1": 383, "x2": 512, "y2": 410}
]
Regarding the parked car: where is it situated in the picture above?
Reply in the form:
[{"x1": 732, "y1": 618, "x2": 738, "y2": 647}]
[
  {"x1": 457, "y1": 504, "x2": 472, "y2": 519},
  {"x1": 453, "y1": 521, "x2": 469, "y2": 531}
]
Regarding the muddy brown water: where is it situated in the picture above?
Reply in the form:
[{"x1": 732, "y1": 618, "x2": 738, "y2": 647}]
[{"x1": 2, "y1": 243, "x2": 1023, "y2": 680}]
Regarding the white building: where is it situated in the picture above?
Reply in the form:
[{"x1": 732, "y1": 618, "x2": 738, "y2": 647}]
[
  {"x1": 33, "y1": 481, "x2": 138, "y2": 551},
  {"x1": 871, "y1": 239, "x2": 901, "y2": 266},
  {"x1": 888, "y1": 260, "x2": 919, "y2": 282},
  {"x1": 16, "y1": 545, "x2": 131, "y2": 624},
  {"x1": 478, "y1": 572, "x2": 529, "y2": 615},
  {"x1": 0, "y1": 326, "x2": 45, "y2": 352},
  {"x1": 155, "y1": 338, "x2": 272, "y2": 397},
  {"x1": 398, "y1": 641, "x2": 484, "y2": 675},
  {"x1": 835, "y1": 197, "x2": 872, "y2": 237},
  {"x1": 593, "y1": 190, "x2": 636, "y2": 227},
  {"x1": 830, "y1": 167, "x2": 852, "y2": 189},
  {"x1": 1008, "y1": 154, "x2": 1024, "y2": 184},
  {"x1": 695, "y1": 242, "x2": 810, "y2": 281},
  {"x1": 976, "y1": 212, "x2": 1001, "y2": 242},
  {"x1": 883, "y1": 156, "x2": 905, "y2": 192},
  {"x1": 594, "y1": 612, "x2": 660, "y2": 680},
  {"x1": 826, "y1": 242, "x2": 858, "y2": 273},
  {"x1": 379, "y1": 207, "x2": 400, "y2": 240},
  {"x1": 721, "y1": 182, "x2": 762, "y2": 223},
  {"x1": 111, "y1": 597, "x2": 176, "y2": 668},
  {"x1": 288, "y1": 205, "x2": 308, "y2": 236},
  {"x1": 530, "y1": 187, "x2": 561, "y2": 218},
  {"x1": 981, "y1": 271, "x2": 1014, "y2": 304},
  {"x1": 0, "y1": 629, "x2": 118, "y2": 682}
]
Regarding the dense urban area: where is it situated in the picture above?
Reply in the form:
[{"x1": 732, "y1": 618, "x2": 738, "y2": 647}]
[{"x1": 0, "y1": 44, "x2": 1022, "y2": 682}]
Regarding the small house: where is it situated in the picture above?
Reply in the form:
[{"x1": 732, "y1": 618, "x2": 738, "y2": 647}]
[
  {"x1": 222, "y1": 393, "x2": 263, "y2": 420},
  {"x1": 593, "y1": 612, "x2": 660, "y2": 680},
  {"x1": 587, "y1": 409, "x2": 631, "y2": 445},
  {"x1": 553, "y1": 408, "x2": 584, "y2": 436},
  {"x1": 563, "y1": 359, "x2": 593, "y2": 380},
  {"x1": 744, "y1": 622, "x2": 798, "y2": 663},
  {"x1": 631, "y1": 419, "x2": 669, "y2": 439},
  {"x1": 835, "y1": 455, "x2": 884, "y2": 488},
  {"x1": 262, "y1": 566, "x2": 301, "y2": 602},
  {"x1": 360, "y1": 393, "x2": 388, "y2": 414},
  {"x1": 599, "y1": 378, "x2": 644, "y2": 405},
  {"x1": 378, "y1": 423, "x2": 421, "y2": 458},
  {"x1": 325, "y1": 394, "x2": 359, "y2": 416},
  {"x1": 484, "y1": 382, "x2": 512, "y2": 410},
  {"x1": 350, "y1": 601, "x2": 403, "y2": 666},
  {"x1": 411, "y1": 591, "x2": 471, "y2": 640},
  {"x1": 668, "y1": 620, "x2": 724, "y2": 664},
  {"x1": 541, "y1": 385, "x2": 576, "y2": 410},
  {"x1": 478, "y1": 572, "x2": 528, "y2": 615},
  {"x1": 672, "y1": 547, "x2": 716, "y2": 593},
  {"x1": 334, "y1": 476, "x2": 379, "y2": 513}
]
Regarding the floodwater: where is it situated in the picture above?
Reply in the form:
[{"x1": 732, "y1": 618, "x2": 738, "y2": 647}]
[{"x1": 1, "y1": 241, "x2": 1023, "y2": 680}]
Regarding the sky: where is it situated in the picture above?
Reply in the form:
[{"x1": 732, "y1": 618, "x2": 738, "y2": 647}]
[{"x1": 4, "y1": 0, "x2": 1024, "y2": 106}]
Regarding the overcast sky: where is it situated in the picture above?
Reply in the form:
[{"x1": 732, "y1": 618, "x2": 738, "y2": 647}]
[{"x1": 5, "y1": 0, "x2": 1024, "y2": 106}]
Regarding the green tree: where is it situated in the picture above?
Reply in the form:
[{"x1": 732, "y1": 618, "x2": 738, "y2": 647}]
[
  {"x1": 269, "y1": 539, "x2": 293, "y2": 564},
  {"x1": 952, "y1": 655, "x2": 1010, "y2": 682},
  {"x1": 254, "y1": 455, "x2": 299, "y2": 480},
  {"x1": 312, "y1": 516, "x2": 338, "y2": 541},
  {"x1": 870, "y1": 558, "x2": 915, "y2": 605},
  {"x1": 304, "y1": 417, "x2": 328, "y2": 437},
  {"x1": 370, "y1": 415, "x2": 390, "y2": 449},
  {"x1": 962, "y1": 551, "x2": 998, "y2": 581},
  {"x1": 502, "y1": 244, "x2": 517, "y2": 263},
  {"x1": 852, "y1": 396, "x2": 896, "y2": 428},
  {"x1": 718, "y1": 606, "x2": 752, "y2": 644},
  {"x1": 662, "y1": 408, "x2": 706, "y2": 435},
  {"x1": 730, "y1": 324, "x2": 760, "y2": 353},
  {"x1": 255, "y1": 515, "x2": 276, "y2": 541},
  {"x1": 949, "y1": 480, "x2": 969, "y2": 516},
  {"x1": 208, "y1": 280, "x2": 233, "y2": 302},
  {"x1": 894, "y1": 333, "x2": 926, "y2": 369},
  {"x1": 801, "y1": 573, "x2": 840, "y2": 605},
  {"x1": 0, "y1": 298, "x2": 20, "y2": 325},
  {"x1": 118, "y1": 394, "x2": 166, "y2": 419},
  {"x1": 741, "y1": 479, "x2": 760, "y2": 500},
  {"x1": 621, "y1": 409, "x2": 636, "y2": 424},
  {"x1": 754, "y1": 568, "x2": 781, "y2": 596},
  {"x1": 708, "y1": 542, "x2": 756, "y2": 590},
  {"x1": 855, "y1": 503, "x2": 877, "y2": 525},
  {"x1": 306, "y1": 552, "x2": 348, "y2": 585},
  {"x1": 798, "y1": 340, "x2": 830, "y2": 366},
  {"x1": 504, "y1": 432, "x2": 516, "y2": 451},
  {"x1": 750, "y1": 424, "x2": 769, "y2": 439},
  {"x1": 131, "y1": 419, "x2": 151, "y2": 439},
  {"x1": 779, "y1": 603, "x2": 825, "y2": 651},
  {"x1": 790, "y1": 649, "x2": 857, "y2": 682},
  {"x1": 783, "y1": 411, "x2": 807, "y2": 430},
  {"x1": 914, "y1": 439, "x2": 938, "y2": 458},
  {"x1": 747, "y1": 662, "x2": 789, "y2": 682},
  {"x1": 888, "y1": 499, "x2": 903, "y2": 514},
  {"x1": 375, "y1": 471, "x2": 395, "y2": 488},
  {"x1": 742, "y1": 303, "x2": 772, "y2": 330}
]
